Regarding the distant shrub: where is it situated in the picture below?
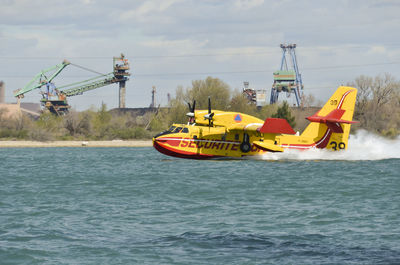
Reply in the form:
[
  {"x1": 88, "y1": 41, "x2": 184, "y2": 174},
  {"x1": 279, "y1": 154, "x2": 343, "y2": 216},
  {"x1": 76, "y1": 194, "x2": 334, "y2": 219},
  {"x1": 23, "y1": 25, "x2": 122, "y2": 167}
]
[
  {"x1": 134, "y1": 127, "x2": 150, "y2": 139},
  {"x1": 29, "y1": 128, "x2": 54, "y2": 141},
  {"x1": 382, "y1": 128, "x2": 399, "y2": 139},
  {"x1": 111, "y1": 128, "x2": 136, "y2": 140},
  {"x1": 0, "y1": 128, "x2": 28, "y2": 139}
]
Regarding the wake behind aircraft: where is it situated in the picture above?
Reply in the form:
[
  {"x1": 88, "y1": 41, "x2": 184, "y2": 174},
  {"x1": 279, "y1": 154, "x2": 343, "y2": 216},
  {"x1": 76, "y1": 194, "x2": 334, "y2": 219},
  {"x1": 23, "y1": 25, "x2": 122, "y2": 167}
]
[{"x1": 153, "y1": 86, "x2": 358, "y2": 159}]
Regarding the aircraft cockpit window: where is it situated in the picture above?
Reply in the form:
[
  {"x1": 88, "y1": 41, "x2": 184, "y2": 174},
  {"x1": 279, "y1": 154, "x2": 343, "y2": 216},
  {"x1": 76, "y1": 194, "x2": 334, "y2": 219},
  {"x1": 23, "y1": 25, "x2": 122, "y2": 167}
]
[
  {"x1": 182, "y1": 128, "x2": 189, "y2": 133},
  {"x1": 154, "y1": 126, "x2": 177, "y2": 138},
  {"x1": 173, "y1": 127, "x2": 183, "y2": 133}
]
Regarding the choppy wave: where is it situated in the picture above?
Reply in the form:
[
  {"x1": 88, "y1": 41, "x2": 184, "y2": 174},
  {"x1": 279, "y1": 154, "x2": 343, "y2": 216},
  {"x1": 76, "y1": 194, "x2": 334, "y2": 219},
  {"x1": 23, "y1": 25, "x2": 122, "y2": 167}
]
[
  {"x1": 1, "y1": 147, "x2": 399, "y2": 264},
  {"x1": 151, "y1": 232, "x2": 400, "y2": 264},
  {"x1": 259, "y1": 130, "x2": 400, "y2": 161}
]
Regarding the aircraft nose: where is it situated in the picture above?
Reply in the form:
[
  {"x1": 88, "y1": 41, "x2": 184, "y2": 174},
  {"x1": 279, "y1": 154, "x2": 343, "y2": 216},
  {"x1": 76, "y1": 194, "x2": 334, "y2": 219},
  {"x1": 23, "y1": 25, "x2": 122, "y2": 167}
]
[
  {"x1": 153, "y1": 132, "x2": 164, "y2": 138},
  {"x1": 153, "y1": 136, "x2": 166, "y2": 144}
]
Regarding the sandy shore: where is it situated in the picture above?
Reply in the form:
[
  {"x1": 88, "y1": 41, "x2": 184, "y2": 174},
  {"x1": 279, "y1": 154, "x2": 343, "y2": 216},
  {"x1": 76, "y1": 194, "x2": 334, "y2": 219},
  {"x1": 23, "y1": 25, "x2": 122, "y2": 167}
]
[{"x1": 0, "y1": 140, "x2": 153, "y2": 148}]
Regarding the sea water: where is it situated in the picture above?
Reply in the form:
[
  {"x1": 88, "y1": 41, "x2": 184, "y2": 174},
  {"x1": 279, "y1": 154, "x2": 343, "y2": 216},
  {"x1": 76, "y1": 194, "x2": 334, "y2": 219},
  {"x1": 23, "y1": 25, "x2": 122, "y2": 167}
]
[{"x1": 0, "y1": 131, "x2": 399, "y2": 264}]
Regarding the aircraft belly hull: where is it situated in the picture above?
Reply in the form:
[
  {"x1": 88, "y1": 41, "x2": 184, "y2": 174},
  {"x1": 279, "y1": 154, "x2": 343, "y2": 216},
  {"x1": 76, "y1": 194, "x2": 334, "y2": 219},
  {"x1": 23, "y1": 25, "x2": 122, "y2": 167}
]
[
  {"x1": 153, "y1": 137, "x2": 265, "y2": 159},
  {"x1": 153, "y1": 139, "x2": 218, "y2": 159}
]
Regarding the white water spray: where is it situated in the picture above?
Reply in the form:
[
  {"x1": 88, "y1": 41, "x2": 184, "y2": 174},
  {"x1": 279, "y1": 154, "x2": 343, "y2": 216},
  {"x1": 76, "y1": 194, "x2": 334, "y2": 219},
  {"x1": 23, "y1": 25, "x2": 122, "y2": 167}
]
[{"x1": 259, "y1": 130, "x2": 400, "y2": 161}]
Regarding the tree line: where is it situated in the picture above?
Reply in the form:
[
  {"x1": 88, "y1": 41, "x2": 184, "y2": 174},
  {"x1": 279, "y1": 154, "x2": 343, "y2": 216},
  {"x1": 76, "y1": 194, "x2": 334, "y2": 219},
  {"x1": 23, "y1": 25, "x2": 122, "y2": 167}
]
[
  {"x1": 0, "y1": 104, "x2": 153, "y2": 141},
  {"x1": 347, "y1": 74, "x2": 400, "y2": 138},
  {"x1": 0, "y1": 74, "x2": 399, "y2": 141}
]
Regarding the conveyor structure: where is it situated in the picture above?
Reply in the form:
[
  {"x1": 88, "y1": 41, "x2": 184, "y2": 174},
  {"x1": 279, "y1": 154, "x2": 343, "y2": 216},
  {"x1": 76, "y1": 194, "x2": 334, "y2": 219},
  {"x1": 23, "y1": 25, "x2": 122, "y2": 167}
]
[{"x1": 14, "y1": 54, "x2": 130, "y2": 115}]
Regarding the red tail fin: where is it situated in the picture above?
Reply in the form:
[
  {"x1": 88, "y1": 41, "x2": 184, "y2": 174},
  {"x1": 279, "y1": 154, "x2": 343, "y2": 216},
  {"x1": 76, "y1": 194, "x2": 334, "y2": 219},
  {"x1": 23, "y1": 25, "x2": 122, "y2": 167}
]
[{"x1": 258, "y1": 118, "x2": 296, "y2": 135}]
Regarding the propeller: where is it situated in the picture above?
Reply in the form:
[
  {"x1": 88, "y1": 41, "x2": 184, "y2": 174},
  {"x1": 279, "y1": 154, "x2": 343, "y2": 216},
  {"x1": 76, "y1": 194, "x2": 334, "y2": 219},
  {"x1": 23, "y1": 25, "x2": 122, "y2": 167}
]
[
  {"x1": 203, "y1": 96, "x2": 214, "y2": 127},
  {"x1": 186, "y1": 100, "x2": 196, "y2": 123}
]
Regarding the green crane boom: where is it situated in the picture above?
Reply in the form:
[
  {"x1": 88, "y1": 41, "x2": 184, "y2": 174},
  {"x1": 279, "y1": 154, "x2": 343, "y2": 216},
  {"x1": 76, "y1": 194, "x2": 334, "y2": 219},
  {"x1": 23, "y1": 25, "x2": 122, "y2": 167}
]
[
  {"x1": 57, "y1": 74, "x2": 118, "y2": 97},
  {"x1": 14, "y1": 60, "x2": 70, "y2": 98},
  {"x1": 14, "y1": 54, "x2": 130, "y2": 115}
]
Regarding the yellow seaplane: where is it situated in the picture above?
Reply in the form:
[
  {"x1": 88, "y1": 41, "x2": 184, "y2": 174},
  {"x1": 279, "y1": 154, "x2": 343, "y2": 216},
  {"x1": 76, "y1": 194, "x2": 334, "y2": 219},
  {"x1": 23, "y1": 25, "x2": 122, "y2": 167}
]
[{"x1": 153, "y1": 86, "x2": 358, "y2": 159}]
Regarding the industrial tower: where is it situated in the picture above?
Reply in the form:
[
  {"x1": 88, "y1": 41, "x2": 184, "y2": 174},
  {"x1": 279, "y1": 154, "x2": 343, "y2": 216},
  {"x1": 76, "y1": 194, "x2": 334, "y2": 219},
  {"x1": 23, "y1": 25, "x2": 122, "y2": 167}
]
[
  {"x1": 150, "y1": 86, "x2": 156, "y2": 108},
  {"x1": 270, "y1": 44, "x2": 303, "y2": 107},
  {"x1": 113, "y1": 54, "x2": 130, "y2": 108}
]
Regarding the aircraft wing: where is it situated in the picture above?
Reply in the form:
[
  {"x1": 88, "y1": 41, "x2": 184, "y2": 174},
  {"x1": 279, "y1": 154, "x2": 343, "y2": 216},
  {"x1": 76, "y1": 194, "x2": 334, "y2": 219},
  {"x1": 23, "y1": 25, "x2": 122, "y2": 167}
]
[
  {"x1": 227, "y1": 123, "x2": 263, "y2": 132},
  {"x1": 227, "y1": 118, "x2": 296, "y2": 135}
]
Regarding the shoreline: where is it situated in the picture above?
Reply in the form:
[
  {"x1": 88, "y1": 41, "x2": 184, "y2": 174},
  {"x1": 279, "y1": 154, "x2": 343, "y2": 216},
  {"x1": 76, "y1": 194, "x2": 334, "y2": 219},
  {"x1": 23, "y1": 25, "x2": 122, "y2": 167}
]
[{"x1": 0, "y1": 140, "x2": 153, "y2": 148}]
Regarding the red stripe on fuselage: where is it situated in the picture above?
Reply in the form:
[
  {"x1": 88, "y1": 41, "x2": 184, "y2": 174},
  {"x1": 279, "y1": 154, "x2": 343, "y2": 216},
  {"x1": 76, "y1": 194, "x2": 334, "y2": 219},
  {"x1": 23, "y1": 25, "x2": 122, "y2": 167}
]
[
  {"x1": 314, "y1": 129, "x2": 332, "y2": 148},
  {"x1": 280, "y1": 128, "x2": 332, "y2": 150},
  {"x1": 153, "y1": 139, "x2": 221, "y2": 159}
]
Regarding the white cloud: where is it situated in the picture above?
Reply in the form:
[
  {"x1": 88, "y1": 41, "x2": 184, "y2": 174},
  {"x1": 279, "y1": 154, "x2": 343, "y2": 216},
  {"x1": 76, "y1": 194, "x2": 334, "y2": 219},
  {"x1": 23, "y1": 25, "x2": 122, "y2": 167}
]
[
  {"x1": 120, "y1": 0, "x2": 184, "y2": 22},
  {"x1": 233, "y1": 0, "x2": 264, "y2": 10},
  {"x1": 2, "y1": 0, "x2": 400, "y2": 109},
  {"x1": 82, "y1": 0, "x2": 95, "y2": 4},
  {"x1": 368, "y1": 46, "x2": 386, "y2": 55},
  {"x1": 141, "y1": 38, "x2": 208, "y2": 50}
]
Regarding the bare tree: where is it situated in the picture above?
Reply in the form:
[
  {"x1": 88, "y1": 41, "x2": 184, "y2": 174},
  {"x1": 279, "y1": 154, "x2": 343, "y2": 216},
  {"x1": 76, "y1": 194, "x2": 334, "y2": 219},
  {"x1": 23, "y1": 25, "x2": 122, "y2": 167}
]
[
  {"x1": 372, "y1": 73, "x2": 397, "y2": 108},
  {"x1": 347, "y1": 75, "x2": 372, "y2": 114},
  {"x1": 348, "y1": 73, "x2": 400, "y2": 136}
]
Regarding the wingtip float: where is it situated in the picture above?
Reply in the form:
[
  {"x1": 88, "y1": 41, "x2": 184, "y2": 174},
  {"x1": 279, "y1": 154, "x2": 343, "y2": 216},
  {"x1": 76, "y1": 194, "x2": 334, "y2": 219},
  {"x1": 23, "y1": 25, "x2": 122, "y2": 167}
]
[{"x1": 153, "y1": 86, "x2": 358, "y2": 159}]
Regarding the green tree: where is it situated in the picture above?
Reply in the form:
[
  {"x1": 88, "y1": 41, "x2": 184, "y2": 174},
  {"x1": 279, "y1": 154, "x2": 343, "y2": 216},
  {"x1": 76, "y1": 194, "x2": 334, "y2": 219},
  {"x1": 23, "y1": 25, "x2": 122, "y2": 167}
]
[
  {"x1": 92, "y1": 103, "x2": 112, "y2": 139},
  {"x1": 272, "y1": 101, "x2": 296, "y2": 128},
  {"x1": 0, "y1": 110, "x2": 30, "y2": 139},
  {"x1": 183, "y1": 76, "x2": 231, "y2": 110},
  {"x1": 167, "y1": 77, "x2": 232, "y2": 126},
  {"x1": 255, "y1": 104, "x2": 278, "y2": 121},
  {"x1": 31, "y1": 111, "x2": 64, "y2": 140},
  {"x1": 64, "y1": 110, "x2": 91, "y2": 137},
  {"x1": 228, "y1": 90, "x2": 258, "y2": 116},
  {"x1": 167, "y1": 98, "x2": 188, "y2": 125}
]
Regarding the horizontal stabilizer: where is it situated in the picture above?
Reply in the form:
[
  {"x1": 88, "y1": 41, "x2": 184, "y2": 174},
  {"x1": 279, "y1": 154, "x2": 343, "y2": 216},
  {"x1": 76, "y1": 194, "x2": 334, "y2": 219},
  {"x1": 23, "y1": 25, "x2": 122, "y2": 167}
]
[
  {"x1": 253, "y1": 141, "x2": 284, "y2": 152},
  {"x1": 306, "y1": 109, "x2": 358, "y2": 133},
  {"x1": 258, "y1": 118, "x2": 296, "y2": 135}
]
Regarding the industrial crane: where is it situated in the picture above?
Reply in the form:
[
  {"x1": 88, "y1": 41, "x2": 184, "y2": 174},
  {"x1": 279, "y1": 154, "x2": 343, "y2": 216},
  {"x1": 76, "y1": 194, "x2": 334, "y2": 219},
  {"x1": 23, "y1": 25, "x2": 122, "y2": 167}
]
[
  {"x1": 270, "y1": 44, "x2": 304, "y2": 107},
  {"x1": 14, "y1": 54, "x2": 130, "y2": 115}
]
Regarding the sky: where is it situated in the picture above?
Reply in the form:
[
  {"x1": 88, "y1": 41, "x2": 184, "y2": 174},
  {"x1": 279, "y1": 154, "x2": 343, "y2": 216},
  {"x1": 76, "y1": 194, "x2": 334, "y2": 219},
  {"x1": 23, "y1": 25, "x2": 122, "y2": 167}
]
[{"x1": 1, "y1": 0, "x2": 400, "y2": 110}]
